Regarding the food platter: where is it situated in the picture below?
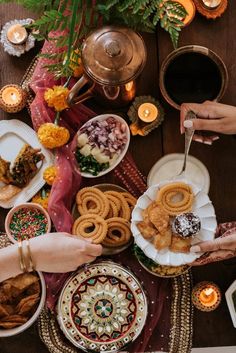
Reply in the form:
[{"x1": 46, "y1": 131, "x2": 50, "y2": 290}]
[
  {"x1": 131, "y1": 179, "x2": 217, "y2": 266},
  {"x1": 72, "y1": 184, "x2": 134, "y2": 255},
  {"x1": 0, "y1": 120, "x2": 53, "y2": 209},
  {"x1": 74, "y1": 114, "x2": 130, "y2": 178},
  {"x1": 57, "y1": 261, "x2": 148, "y2": 353}
]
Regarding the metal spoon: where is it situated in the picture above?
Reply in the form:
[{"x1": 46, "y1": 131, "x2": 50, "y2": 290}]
[{"x1": 176, "y1": 110, "x2": 197, "y2": 178}]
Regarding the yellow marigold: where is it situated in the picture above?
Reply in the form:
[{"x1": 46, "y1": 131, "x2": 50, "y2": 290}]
[
  {"x1": 70, "y1": 50, "x2": 83, "y2": 78},
  {"x1": 44, "y1": 85, "x2": 69, "y2": 112},
  {"x1": 37, "y1": 123, "x2": 70, "y2": 149},
  {"x1": 43, "y1": 166, "x2": 57, "y2": 185},
  {"x1": 32, "y1": 190, "x2": 50, "y2": 210}
]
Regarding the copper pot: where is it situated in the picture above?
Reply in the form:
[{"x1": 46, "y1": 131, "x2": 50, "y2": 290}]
[
  {"x1": 68, "y1": 26, "x2": 146, "y2": 107},
  {"x1": 159, "y1": 45, "x2": 228, "y2": 110}
]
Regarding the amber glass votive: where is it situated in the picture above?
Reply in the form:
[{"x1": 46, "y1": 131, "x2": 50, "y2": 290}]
[
  {"x1": 0, "y1": 84, "x2": 27, "y2": 113},
  {"x1": 192, "y1": 281, "x2": 221, "y2": 312}
]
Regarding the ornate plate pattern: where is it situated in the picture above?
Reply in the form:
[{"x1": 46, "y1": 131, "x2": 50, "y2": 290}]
[
  {"x1": 131, "y1": 179, "x2": 217, "y2": 266},
  {"x1": 57, "y1": 261, "x2": 147, "y2": 352}
]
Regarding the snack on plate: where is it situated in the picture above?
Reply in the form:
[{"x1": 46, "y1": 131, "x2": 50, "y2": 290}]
[
  {"x1": 0, "y1": 184, "x2": 21, "y2": 201},
  {"x1": 172, "y1": 212, "x2": 201, "y2": 238},
  {"x1": 102, "y1": 217, "x2": 131, "y2": 247},
  {"x1": 75, "y1": 116, "x2": 128, "y2": 176},
  {"x1": 156, "y1": 182, "x2": 194, "y2": 216},
  {"x1": 76, "y1": 187, "x2": 109, "y2": 218},
  {"x1": 73, "y1": 187, "x2": 136, "y2": 247},
  {"x1": 137, "y1": 182, "x2": 198, "y2": 254},
  {"x1": 0, "y1": 272, "x2": 40, "y2": 329},
  {"x1": 0, "y1": 144, "x2": 44, "y2": 190},
  {"x1": 72, "y1": 214, "x2": 108, "y2": 244}
]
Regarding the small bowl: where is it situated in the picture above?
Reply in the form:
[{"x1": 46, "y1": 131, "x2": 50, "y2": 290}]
[
  {"x1": 0, "y1": 271, "x2": 46, "y2": 337},
  {"x1": 74, "y1": 114, "x2": 130, "y2": 178},
  {"x1": 5, "y1": 202, "x2": 51, "y2": 243}
]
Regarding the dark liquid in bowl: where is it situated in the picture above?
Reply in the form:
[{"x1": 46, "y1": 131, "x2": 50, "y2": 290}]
[{"x1": 164, "y1": 52, "x2": 222, "y2": 105}]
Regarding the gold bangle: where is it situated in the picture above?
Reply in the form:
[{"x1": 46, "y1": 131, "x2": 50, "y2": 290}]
[
  {"x1": 25, "y1": 239, "x2": 35, "y2": 271},
  {"x1": 18, "y1": 240, "x2": 27, "y2": 273}
]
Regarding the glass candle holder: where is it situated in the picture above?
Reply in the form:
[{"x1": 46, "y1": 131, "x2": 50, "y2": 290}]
[
  {"x1": 202, "y1": 0, "x2": 222, "y2": 9},
  {"x1": 0, "y1": 84, "x2": 27, "y2": 113},
  {"x1": 192, "y1": 281, "x2": 221, "y2": 312}
]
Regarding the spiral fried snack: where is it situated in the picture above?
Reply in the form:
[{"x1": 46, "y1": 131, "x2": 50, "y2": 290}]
[
  {"x1": 102, "y1": 217, "x2": 132, "y2": 247},
  {"x1": 121, "y1": 192, "x2": 137, "y2": 210},
  {"x1": 72, "y1": 214, "x2": 108, "y2": 244},
  {"x1": 76, "y1": 187, "x2": 109, "y2": 218},
  {"x1": 105, "y1": 193, "x2": 121, "y2": 219},
  {"x1": 156, "y1": 182, "x2": 194, "y2": 216},
  {"x1": 104, "y1": 191, "x2": 130, "y2": 221}
]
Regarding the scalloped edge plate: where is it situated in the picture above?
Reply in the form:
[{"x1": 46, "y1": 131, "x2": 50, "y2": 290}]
[
  {"x1": 0, "y1": 119, "x2": 53, "y2": 209},
  {"x1": 75, "y1": 114, "x2": 130, "y2": 178},
  {"x1": 225, "y1": 280, "x2": 236, "y2": 328},
  {"x1": 131, "y1": 179, "x2": 217, "y2": 266}
]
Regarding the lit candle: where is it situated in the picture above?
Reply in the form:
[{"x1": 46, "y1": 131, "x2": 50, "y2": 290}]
[
  {"x1": 192, "y1": 281, "x2": 221, "y2": 312},
  {"x1": 202, "y1": 0, "x2": 222, "y2": 9},
  {"x1": 0, "y1": 84, "x2": 27, "y2": 113},
  {"x1": 138, "y1": 103, "x2": 158, "y2": 123},
  {"x1": 7, "y1": 24, "x2": 28, "y2": 45}
]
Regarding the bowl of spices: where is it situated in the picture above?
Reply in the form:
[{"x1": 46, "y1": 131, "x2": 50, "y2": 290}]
[{"x1": 5, "y1": 202, "x2": 51, "y2": 243}]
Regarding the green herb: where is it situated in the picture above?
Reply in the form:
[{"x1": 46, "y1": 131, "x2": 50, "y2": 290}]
[
  {"x1": 0, "y1": 0, "x2": 187, "y2": 77},
  {"x1": 75, "y1": 149, "x2": 109, "y2": 176},
  {"x1": 133, "y1": 244, "x2": 160, "y2": 270}
]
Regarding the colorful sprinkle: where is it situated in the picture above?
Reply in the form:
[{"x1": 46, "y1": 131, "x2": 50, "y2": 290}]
[{"x1": 9, "y1": 207, "x2": 48, "y2": 241}]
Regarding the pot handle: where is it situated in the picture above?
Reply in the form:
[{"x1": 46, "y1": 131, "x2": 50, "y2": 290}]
[{"x1": 67, "y1": 75, "x2": 95, "y2": 105}]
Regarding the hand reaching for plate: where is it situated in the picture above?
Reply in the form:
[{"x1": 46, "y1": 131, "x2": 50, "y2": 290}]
[
  {"x1": 180, "y1": 101, "x2": 236, "y2": 145},
  {"x1": 190, "y1": 232, "x2": 236, "y2": 265}
]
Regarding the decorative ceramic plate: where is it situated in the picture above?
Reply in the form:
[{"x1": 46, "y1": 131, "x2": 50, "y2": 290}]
[
  {"x1": 147, "y1": 153, "x2": 210, "y2": 194},
  {"x1": 225, "y1": 281, "x2": 236, "y2": 327},
  {"x1": 131, "y1": 180, "x2": 217, "y2": 266},
  {"x1": 57, "y1": 261, "x2": 148, "y2": 353},
  {"x1": 72, "y1": 184, "x2": 134, "y2": 256},
  {"x1": 133, "y1": 244, "x2": 190, "y2": 278},
  {"x1": 0, "y1": 120, "x2": 53, "y2": 208},
  {"x1": 74, "y1": 114, "x2": 130, "y2": 178}
]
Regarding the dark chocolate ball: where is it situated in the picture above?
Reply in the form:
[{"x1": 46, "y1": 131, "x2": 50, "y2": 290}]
[{"x1": 172, "y1": 212, "x2": 201, "y2": 238}]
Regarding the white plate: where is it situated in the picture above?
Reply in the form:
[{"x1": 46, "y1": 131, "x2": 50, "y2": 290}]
[
  {"x1": 131, "y1": 179, "x2": 217, "y2": 266},
  {"x1": 147, "y1": 153, "x2": 210, "y2": 194},
  {"x1": 75, "y1": 114, "x2": 130, "y2": 178},
  {"x1": 0, "y1": 119, "x2": 53, "y2": 209},
  {"x1": 225, "y1": 280, "x2": 236, "y2": 328}
]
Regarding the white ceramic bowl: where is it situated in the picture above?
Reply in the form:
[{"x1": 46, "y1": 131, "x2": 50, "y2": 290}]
[
  {"x1": 5, "y1": 202, "x2": 51, "y2": 243},
  {"x1": 75, "y1": 114, "x2": 130, "y2": 178},
  {"x1": 0, "y1": 271, "x2": 46, "y2": 337}
]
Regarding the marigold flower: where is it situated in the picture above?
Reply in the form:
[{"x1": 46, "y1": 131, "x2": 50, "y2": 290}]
[
  {"x1": 37, "y1": 122, "x2": 70, "y2": 149},
  {"x1": 43, "y1": 166, "x2": 57, "y2": 185},
  {"x1": 32, "y1": 190, "x2": 50, "y2": 210},
  {"x1": 44, "y1": 85, "x2": 69, "y2": 112}
]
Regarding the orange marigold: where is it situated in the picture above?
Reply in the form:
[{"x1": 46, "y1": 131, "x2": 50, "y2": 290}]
[
  {"x1": 43, "y1": 166, "x2": 57, "y2": 185},
  {"x1": 32, "y1": 190, "x2": 50, "y2": 210},
  {"x1": 44, "y1": 85, "x2": 69, "y2": 112},
  {"x1": 37, "y1": 123, "x2": 70, "y2": 149}
]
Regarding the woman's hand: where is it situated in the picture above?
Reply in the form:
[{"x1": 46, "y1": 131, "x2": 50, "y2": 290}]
[
  {"x1": 190, "y1": 233, "x2": 236, "y2": 265},
  {"x1": 30, "y1": 233, "x2": 102, "y2": 273},
  {"x1": 180, "y1": 101, "x2": 236, "y2": 144}
]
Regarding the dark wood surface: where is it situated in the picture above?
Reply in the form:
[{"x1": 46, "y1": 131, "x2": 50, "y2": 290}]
[{"x1": 0, "y1": 2, "x2": 236, "y2": 352}]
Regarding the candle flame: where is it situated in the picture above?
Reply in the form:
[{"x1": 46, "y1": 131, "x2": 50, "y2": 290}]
[{"x1": 203, "y1": 288, "x2": 214, "y2": 297}]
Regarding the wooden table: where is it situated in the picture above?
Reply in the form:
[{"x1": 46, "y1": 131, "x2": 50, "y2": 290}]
[{"x1": 1, "y1": 3, "x2": 236, "y2": 352}]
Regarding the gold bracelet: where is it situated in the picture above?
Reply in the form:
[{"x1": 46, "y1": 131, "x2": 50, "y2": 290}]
[
  {"x1": 25, "y1": 239, "x2": 35, "y2": 271},
  {"x1": 18, "y1": 240, "x2": 27, "y2": 273}
]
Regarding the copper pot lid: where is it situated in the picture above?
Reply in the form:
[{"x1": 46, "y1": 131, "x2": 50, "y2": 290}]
[{"x1": 81, "y1": 26, "x2": 147, "y2": 85}]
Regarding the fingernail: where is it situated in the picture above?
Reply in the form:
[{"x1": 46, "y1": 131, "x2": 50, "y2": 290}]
[
  {"x1": 183, "y1": 120, "x2": 193, "y2": 128},
  {"x1": 190, "y1": 245, "x2": 201, "y2": 253},
  {"x1": 194, "y1": 138, "x2": 203, "y2": 143},
  {"x1": 203, "y1": 141, "x2": 212, "y2": 145},
  {"x1": 212, "y1": 136, "x2": 219, "y2": 141}
]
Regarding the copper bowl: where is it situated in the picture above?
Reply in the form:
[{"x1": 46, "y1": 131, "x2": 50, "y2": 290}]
[{"x1": 159, "y1": 45, "x2": 228, "y2": 110}]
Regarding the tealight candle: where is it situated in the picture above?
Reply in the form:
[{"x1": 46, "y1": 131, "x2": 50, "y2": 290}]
[
  {"x1": 202, "y1": 0, "x2": 222, "y2": 9},
  {"x1": 192, "y1": 281, "x2": 221, "y2": 312},
  {"x1": 0, "y1": 84, "x2": 27, "y2": 113},
  {"x1": 7, "y1": 24, "x2": 28, "y2": 45},
  {"x1": 138, "y1": 103, "x2": 158, "y2": 123}
]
